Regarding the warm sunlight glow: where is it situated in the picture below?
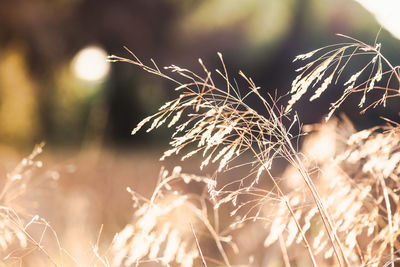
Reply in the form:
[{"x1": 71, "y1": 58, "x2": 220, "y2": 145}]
[
  {"x1": 355, "y1": 0, "x2": 400, "y2": 40},
  {"x1": 72, "y1": 46, "x2": 110, "y2": 81}
]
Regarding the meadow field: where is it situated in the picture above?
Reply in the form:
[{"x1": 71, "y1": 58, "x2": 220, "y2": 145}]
[
  {"x1": 2, "y1": 1, "x2": 400, "y2": 266},
  {"x1": 2, "y1": 33, "x2": 400, "y2": 266}
]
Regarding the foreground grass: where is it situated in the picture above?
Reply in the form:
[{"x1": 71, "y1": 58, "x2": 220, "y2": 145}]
[{"x1": 1, "y1": 34, "x2": 400, "y2": 266}]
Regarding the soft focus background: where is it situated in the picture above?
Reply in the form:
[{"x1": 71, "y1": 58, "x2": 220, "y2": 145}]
[
  {"x1": 0, "y1": 0, "x2": 400, "y2": 265},
  {"x1": 1, "y1": 0, "x2": 400, "y2": 150}
]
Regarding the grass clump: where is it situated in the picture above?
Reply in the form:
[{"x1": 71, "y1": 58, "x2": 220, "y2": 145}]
[
  {"x1": 108, "y1": 34, "x2": 400, "y2": 267},
  {"x1": 2, "y1": 34, "x2": 400, "y2": 266}
]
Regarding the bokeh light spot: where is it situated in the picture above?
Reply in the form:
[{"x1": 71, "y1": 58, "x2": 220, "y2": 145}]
[{"x1": 72, "y1": 46, "x2": 110, "y2": 81}]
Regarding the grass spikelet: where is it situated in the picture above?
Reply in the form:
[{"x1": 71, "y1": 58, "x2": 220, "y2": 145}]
[
  {"x1": 309, "y1": 72, "x2": 334, "y2": 101},
  {"x1": 293, "y1": 48, "x2": 323, "y2": 62},
  {"x1": 110, "y1": 167, "x2": 231, "y2": 267},
  {"x1": 131, "y1": 115, "x2": 154, "y2": 135},
  {"x1": 289, "y1": 35, "x2": 400, "y2": 118},
  {"x1": 287, "y1": 50, "x2": 340, "y2": 112},
  {"x1": 168, "y1": 110, "x2": 183, "y2": 128}
]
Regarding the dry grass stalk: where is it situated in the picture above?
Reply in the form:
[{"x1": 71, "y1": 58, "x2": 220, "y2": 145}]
[
  {"x1": 0, "y1": 144, "x2": 44, "y2": 253},
  {"x1": 0, "y1": 143, "x2": 61, "y2": 266},
  {"x1": 267, "y1": 117, "x2": 400, "y2": 266},
  {"x1": 109, "y1": 166, "x2": 235, "y2": 267},
  {"x1": 288, "y1": 34, "x2": 400, "y2": 120},
  {"x1": 109, "y1": 49, "x2": 352, "y2": 266}
]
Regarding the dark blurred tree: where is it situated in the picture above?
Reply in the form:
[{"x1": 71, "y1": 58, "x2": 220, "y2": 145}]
[
  {"x1": 0, "y1": 0, "x2": 180, "y2": 146},
  {"x1": 0, "y1": 0, "x2": 397, "y2": 147}
]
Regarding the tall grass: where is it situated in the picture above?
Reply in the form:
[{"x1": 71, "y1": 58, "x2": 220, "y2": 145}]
[
  {"x1": 108, "y1": 34, "x2": 400, "y2": 266},
  {"x1": 0, "y1": 143, "x2": 62, "y2": 266},
  {"x1": 1, "y1": 34, "x2": 400, "y2": 266}
]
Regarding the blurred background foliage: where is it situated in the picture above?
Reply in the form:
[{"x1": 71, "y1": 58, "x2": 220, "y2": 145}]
[{"x1": 0, "y1": 0, "x2": 399, "y2": 151}]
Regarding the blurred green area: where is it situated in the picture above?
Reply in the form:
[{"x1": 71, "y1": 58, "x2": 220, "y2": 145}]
[{"x1": 0, "y1": 0, "x2": 399, "y2": 151}]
